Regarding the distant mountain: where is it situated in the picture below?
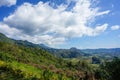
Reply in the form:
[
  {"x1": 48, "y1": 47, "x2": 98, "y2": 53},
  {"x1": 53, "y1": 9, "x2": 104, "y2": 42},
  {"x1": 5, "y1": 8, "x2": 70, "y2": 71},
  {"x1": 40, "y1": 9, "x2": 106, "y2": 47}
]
[
  {"x1": 82, "y1": 48, "x2": 120, "y2": 57},
  {"x1": 43, "y1": 47, "x2": 87, "y2": 58},
  {"x1": 0, "y1": 33, "x2": 85, "y2": 58},
  {"x1": 39, "y1": 44, "x2": 51, "y2": 49},
  {"x1": 0, "y1": 32, "x2": 120, "y2": 58}
]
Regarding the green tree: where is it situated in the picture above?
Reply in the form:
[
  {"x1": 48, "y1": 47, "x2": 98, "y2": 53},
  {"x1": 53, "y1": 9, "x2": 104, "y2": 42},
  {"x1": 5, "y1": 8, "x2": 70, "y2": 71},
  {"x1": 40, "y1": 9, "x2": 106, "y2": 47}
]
[{"x1": 96, "y1": 57, "x2": 120, "y2": 80}]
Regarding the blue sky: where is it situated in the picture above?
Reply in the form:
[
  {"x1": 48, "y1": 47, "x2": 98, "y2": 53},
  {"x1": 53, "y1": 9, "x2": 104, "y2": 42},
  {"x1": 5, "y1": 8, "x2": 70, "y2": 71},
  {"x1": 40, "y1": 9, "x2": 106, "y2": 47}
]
[{"x1": 0, "y1": 0, "x2": 120, "y2": 49}]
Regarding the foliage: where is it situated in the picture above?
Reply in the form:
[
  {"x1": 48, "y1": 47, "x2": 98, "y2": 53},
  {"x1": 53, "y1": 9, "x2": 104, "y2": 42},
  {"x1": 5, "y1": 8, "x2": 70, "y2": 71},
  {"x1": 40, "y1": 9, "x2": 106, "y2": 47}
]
[
  {"x1": 0, "y1": 60, "x2": 71, "y2": 80},
  {"x1": 92, "y1": 56, "x2": 101, "y2": 64},
  {"x1": 94, "y1": 57, "x2": 120, "y2": 80},
  {"x1": 0, "y1": 41, "x2": 90, "y2": 80},
  {"x1": 0, "y1": 32, "x2": 108, "y2": 80}
]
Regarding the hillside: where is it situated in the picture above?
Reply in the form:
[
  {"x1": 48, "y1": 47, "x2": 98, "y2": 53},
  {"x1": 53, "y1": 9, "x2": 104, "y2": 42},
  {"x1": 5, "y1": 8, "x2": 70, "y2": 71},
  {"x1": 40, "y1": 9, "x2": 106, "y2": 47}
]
[
  {"x1": 1, "y1": 33, "x2": 120, "y2": 80},
  {"x1": 0, "y1": 33, "x2": 14, "y2": 43},
  {"x1": 0, "y1": 42, "x2": 69, "y2": 79},
  {"x1": 0, "y1": 33, "x2": 94, "y2": 80}
]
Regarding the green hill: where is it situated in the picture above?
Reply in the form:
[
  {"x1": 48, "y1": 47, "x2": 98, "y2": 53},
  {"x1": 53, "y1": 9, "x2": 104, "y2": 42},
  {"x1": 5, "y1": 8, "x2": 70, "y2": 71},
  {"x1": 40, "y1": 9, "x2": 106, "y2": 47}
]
[
  {"x1": 0, "y1": 42, "x2": 73, "y2": 80},
  {"x1": 0, "y1": 33, "x2": 93, "y2": 80}
]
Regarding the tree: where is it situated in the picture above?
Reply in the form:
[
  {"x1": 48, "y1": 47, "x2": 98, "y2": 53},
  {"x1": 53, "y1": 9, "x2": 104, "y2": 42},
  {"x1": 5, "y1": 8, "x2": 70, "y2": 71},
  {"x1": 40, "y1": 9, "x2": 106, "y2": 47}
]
[
  {"x1": 96, "y1": 57, "x2": 120, "y2": 80},
  {"x1": 92, "y1": 56, "x2": 101, "y2": 64}
]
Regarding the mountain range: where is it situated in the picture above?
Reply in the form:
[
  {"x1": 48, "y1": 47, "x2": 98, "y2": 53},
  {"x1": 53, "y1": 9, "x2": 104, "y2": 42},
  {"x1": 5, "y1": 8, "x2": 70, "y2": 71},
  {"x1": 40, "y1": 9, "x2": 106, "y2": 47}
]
[
  {"x1": 0, "y1": 32, "x2": 120, "y2": 80},
  {"x1": 0, "y1": 32, "x2": 90, "y2": 80},
  {"x1": 0, "y1": 32, "x2": 120, "y2": 58}
]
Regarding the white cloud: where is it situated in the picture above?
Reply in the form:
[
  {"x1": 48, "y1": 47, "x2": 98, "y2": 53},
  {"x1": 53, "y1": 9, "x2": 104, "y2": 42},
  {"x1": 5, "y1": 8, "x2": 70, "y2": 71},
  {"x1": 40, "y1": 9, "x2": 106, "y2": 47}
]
[
  {"x1": 111, "y1": 25, "x2": 120, "y2": 30},
  {"x1": 85, "y1": 24, "x2": 108, "y2": 36},
  {"x1": 2, "y1": 0, "x2": 109, "y2": 46},
  {"x1": 0, "y1": 0, "x2": 16, "y2": 7},
  {"x1": 96, "y1": 10, "x2": 110, "y2": 16},
  {"x1": 0, "y1": 22, "x2": 20, "y2": 37},
  {"x1": 0, "y1": 22, "x2": 65, "y2": 46}
]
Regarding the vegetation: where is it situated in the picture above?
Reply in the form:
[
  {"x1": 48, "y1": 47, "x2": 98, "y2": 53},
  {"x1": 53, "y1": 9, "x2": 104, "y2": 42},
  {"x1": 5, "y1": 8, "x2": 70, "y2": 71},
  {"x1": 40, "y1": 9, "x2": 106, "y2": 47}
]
[
  {"x1": 0, "y1": 33, "x2": 93, "y2": 80},
  {"x1": 0, "y1": 33, "x2": 120, "y2": 80},
  {"x1": 92, "y1": 56, "x2": 101, "y2": 64},
  {"x1": 94, "y1": 57, "x2": 120, "y2": 80},
  {"x1": 0, "y1": 60, "x2": 70, "y2": 80},
  {"x1": 0, "y1": 42, "x2": 73, "y2": 79}
]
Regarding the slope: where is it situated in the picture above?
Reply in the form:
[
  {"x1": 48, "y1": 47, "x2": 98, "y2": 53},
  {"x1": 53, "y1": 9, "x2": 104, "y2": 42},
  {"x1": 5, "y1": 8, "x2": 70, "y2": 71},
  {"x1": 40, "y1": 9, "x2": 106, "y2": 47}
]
[{"x1": 0, "y1": 33, "x2": 92, "y2": 80}]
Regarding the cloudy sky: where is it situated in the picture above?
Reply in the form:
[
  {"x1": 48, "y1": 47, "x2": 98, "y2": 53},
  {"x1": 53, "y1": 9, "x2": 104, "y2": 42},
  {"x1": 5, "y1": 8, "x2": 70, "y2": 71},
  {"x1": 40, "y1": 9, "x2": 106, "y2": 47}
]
[{"x1": 0, "y1": 0, "x2": 120, "y2": 49}]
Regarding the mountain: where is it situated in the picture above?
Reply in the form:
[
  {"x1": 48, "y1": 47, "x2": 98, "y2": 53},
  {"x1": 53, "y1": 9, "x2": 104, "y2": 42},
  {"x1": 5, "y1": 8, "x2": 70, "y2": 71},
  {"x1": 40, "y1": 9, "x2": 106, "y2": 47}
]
[
  {"x1": 0, "y1": 33, "x2": 85, "y2": 58},
  {"x1": 14, "y1": 39, "x2": 86, "y2": 58},
  {"x1": 42, "y1": 47, "x2": 86, "y2": 58},
  {"x1": 0, "y1": 41, "x2": 72, "y2": 79},
  {"x1": 82, "y1": 48, "x2": 120, "y2": 57},
  {"x1": 1, "y1": 32, "x2": 120, "y2": 80},
  {"x1": 39, "y1": 44, "x2": 51, "y2": 49},
  {"x1": 1, "y1": 33, "x2": 120, "y2": 59},
  {"x1": 0, "y1": 32, "x2": 94, "y2": 80},
  {"x1": 0, "y1": 33, "x2": 14, "y2": 43}
]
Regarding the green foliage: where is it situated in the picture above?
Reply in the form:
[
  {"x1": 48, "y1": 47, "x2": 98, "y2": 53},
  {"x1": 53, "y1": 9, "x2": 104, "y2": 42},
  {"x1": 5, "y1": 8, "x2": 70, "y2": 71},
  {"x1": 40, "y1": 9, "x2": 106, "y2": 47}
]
[
  {"x1": 0, "y1": 41, "x2": 65, "y2": 66},
  {"x1": 0, "y1": 41, "x2": 89, "y2": 80},
  {"x1": 92, "y1": 56, "x2": 101, "y2": 64},
  {"x1": 94, "y1": 57, "x2": 120, "y2": 80},
  {"x1": 0, "y1": 33, "x2": 96, "y2": 80},
  {"x1": 0, "y1": 41, "x2": 70, "y2": 79}
]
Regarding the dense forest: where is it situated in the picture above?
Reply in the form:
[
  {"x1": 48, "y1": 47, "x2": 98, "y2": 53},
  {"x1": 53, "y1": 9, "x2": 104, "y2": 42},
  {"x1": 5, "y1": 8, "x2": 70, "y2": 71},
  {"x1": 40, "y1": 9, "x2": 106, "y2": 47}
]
[{"x1": 0, "y1": 33, "x2": 120, "y2": 80}]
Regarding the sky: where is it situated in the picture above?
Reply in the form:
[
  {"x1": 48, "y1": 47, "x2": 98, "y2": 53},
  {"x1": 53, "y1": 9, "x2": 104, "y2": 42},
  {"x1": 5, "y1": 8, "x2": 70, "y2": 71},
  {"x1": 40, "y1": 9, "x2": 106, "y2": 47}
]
[{"x1": 0, "y1": 0, "x2": 120, "y2": 49}]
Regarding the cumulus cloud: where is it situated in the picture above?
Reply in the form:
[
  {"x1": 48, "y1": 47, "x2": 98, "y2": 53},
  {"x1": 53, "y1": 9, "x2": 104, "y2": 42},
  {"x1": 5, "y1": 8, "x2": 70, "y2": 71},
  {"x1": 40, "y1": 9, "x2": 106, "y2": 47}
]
[
  {"x1": 111, "y1": 25, "x2": 120, "y2": 30},
  {"x1": 0, "y1": 22, "x2": 20, "y2": 37},
  {"x1": 2, "y1": 0, "x2": 109, "y2": 46},
  {"x1": 0, "y1": 0, "x2": 16, "y2": 7},
  {"x1": 0, "y1": 22, "x2": 66, "y2": 46}
]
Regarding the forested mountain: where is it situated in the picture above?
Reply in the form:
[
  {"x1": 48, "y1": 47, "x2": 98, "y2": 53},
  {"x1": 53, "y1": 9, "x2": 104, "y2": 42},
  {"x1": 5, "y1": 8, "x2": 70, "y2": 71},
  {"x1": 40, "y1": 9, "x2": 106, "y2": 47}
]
[
  {"x1": 0, "y1": 33, "x2": 86, "y2": 58},
  {"x1": 0, "y1": 33, "x2": 94, "y2": 80},
  {"x1": 0, "y1": 32, "x2": 120, "y2": 59}
]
